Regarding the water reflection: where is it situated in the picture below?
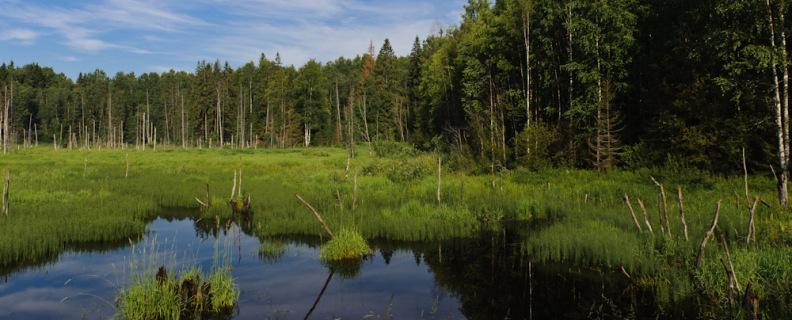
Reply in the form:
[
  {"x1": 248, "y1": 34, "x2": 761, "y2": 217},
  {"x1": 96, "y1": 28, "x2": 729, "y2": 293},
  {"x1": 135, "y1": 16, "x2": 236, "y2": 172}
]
[{"x1": 0, "y1": 211, "x2": 691, "y2": 319}]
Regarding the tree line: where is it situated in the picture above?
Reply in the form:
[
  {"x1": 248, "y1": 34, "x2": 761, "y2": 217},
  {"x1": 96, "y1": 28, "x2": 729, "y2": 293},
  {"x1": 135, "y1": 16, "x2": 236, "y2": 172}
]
[{"x1": 1, "y1": 0, "x2": 791, "y2": 177}]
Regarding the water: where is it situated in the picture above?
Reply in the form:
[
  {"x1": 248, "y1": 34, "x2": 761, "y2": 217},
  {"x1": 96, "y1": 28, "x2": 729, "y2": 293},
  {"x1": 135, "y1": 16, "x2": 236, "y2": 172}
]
[
  {"x1": 0, "y1": 214, "x2": 465, "y2": 319},
  {"x1": 0, "y1": 211, "x2": 682, "y2": 319}
]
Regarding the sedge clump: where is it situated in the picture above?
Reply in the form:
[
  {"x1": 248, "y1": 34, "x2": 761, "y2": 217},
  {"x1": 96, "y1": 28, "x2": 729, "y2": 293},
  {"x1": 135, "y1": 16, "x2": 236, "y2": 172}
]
[{"x1": 320, "y1": 228, "x2": 372, "y2": 261}]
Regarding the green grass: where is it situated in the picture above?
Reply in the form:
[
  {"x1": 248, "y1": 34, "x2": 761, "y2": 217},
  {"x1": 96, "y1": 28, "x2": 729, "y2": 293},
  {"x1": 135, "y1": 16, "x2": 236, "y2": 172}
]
[
  {"x1": 320, "y1": 227, "x2": 372, "y2": 261},
  {"x1": 0, "y1": 144, "x2": 791, "y2": 316}
]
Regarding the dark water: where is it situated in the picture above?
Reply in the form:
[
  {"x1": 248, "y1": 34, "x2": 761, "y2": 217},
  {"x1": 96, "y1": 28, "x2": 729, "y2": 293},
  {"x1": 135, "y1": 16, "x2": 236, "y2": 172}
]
[{"x1": 0, "y1": 212, "x2": 678, "y2": 319}]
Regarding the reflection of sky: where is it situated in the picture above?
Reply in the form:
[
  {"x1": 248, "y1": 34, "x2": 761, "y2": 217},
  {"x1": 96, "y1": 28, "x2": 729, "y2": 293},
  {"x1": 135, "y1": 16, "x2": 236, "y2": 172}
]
[{"x1": 0, "y1": 217, "x2": 463, "y2": 319}]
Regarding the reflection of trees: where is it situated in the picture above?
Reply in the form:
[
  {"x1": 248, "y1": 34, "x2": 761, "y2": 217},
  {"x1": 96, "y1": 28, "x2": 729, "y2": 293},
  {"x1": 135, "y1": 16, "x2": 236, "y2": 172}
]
[{"x1": 418, "y1": 228, "x2": 689, "y2": 319}]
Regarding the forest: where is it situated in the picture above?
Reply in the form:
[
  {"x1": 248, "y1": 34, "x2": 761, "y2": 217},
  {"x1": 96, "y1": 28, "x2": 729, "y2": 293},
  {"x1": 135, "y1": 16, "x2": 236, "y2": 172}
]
[{"x1": 0, "y1": 0, "x2": 790, "y2": 176}]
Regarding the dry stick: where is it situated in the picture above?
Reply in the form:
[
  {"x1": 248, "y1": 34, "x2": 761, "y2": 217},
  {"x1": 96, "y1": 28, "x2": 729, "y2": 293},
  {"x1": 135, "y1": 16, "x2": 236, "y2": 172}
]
[
  {"x1": 743, "y1": 148, "x2": 751, "y2": 212},
  {"x1": 336, "y1": 189, "x2": 343, "y2": 210},
  {"x1": 437, "y1": 157, "x2": 442, "y2": 206},
  {"x1": 623, "y1": 194, "x2": 642, "y2": 231},
  {"x1": 125, "y1": 153, "x2": 129, "y2": 178},
  {"x1": 295, "y1": 193, "x2": 334, "y2": 239},
  {"x1": 620, "y1": 266, "x2": 632, "y2": 281},
  {"x1": 721, "y1": 234, "x2": 742, "y2": 293},
  {"x1": 205, "y1": 183, "x2": 211, "y2": 207},
  {"x1": 747, "y1": 196, "x2": 759, "y2": 245},
  {"x1": 230, "y1": 169, "x2": 237, "y2": 202},
  {"x1": 696, "y1": 201, "x2": 721, "y2": 269},
  {"x1": 353, "y1": 171, "x2": 358, "y2": 210},
  {"x1": 734, "y1": 190, "x2": 740, "y2": 209},
  {"x1": 720, "y1": 258, "x2": 735, "y2": 307},
  {"x1": 636, "y1": 198, "x2": 654, "y2": 235},
  {"x1": 678, "y1": 186, "x2": 689, "y2": 241},
  {"x1": 83, "y1": 157, "x2": 87, "y2": 179},
  {"x1": 651, "y1": 176, "x2": 671, "y2": 237},
  {"x1": 2, "y1": 168, "x2": 8, "y2": 216},
  {"x1": 657, "y1": 193, "x2": 666, "y2": 236},
  {"x1": 345, "y1": 154, "x2": 350, "y2": 182}
]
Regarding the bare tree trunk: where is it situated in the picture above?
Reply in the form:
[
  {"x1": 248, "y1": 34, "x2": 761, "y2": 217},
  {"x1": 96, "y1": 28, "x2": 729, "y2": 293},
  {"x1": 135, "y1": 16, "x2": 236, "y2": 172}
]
[
  {"x1": 768, "y1": 0, "x2": 789, "y2": 207},
  {"x1": 335, "y1": 78, "x2": 343, "y2": 144}
]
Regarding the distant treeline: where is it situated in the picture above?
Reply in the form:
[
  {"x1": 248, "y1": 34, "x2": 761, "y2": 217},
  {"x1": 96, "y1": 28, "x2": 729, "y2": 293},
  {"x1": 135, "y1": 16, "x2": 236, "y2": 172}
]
[{"x1": 0, "y1": 0, "x2": 790, "y2": 173}]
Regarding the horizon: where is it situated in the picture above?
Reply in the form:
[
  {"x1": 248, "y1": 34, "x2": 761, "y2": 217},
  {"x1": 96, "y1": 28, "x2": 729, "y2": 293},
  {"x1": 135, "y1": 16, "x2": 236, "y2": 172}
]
[{"x1": 0, "y1": 0, "x2": 464, "y2": 81}]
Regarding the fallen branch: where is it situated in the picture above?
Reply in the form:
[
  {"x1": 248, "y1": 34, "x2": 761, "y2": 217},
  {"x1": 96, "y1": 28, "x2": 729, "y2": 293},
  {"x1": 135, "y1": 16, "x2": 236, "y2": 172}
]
[
  {"x1": 696, "y1": 201, "x2": 721, "y2": 269},
  {"x1": 336, "y1": 189, "x2": 343, "y2": 210},
  {"x1": 295, "y1": 193, "x2": 334, "y2": 239}
]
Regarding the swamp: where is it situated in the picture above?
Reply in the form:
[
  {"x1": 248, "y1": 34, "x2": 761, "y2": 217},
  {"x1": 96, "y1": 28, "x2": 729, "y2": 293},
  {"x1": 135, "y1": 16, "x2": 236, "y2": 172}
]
[{"x1": 0, "y1": 145, "x2": 790, "y2": 319}]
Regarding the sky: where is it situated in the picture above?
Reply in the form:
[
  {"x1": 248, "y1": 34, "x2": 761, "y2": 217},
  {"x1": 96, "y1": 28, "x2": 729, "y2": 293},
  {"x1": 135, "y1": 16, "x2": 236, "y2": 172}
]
[{"x1": 0, "y1": 0, "x2": 465, "y2": 80}]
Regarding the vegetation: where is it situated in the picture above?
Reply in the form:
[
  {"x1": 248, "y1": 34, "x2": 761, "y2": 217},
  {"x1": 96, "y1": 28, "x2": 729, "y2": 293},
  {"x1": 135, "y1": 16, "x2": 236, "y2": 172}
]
[
  {"x1": 319, "y1": 227, "x2": 372, "y2": 261},
  {"x1": 116, "y1": 232, "x2": 239, "y2": 319},
  {"x1": 0, "y1": 145, "x2": 790, "y2": 317},
  {"x1": 1, "y1": 0, "x2": 791, "y2": 178}
]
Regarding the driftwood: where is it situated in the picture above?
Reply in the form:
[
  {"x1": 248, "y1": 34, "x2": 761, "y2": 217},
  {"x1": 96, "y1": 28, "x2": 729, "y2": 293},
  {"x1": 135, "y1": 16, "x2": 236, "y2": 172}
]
[
  {"x1": 636, "y1": 198, "x2": 654, "y2": 235},
  {"x1": 696, "y1": 201, "x2": 721, "y2": 269},
  {"x1": 295, "y1": 193, "x2": 334, "y2": 239},
  {"x1": 623, "y1": 194, "x2": 642, "y2": 231},
  {"x1": 678, "y1": 186, "x2": 689, "y2": 241}
]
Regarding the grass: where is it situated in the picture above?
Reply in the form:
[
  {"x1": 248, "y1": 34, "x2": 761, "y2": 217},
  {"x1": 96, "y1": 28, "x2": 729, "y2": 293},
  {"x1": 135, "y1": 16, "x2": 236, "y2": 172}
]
[
  {"x1": 319, "y1": 227, "x2": 372, "y2": 261},
  {"x1": 0, "y1": 143, "x2": 791, "y2": 317},
  {"x1": 116, "y1": 232, "x2": 239, "y2": 319}
]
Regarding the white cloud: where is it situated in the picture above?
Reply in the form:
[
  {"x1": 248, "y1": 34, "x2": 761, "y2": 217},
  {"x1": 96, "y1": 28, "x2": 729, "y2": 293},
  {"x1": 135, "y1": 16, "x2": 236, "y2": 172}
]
[
  {"x1": 59, "y1": 56, "x2": 79, "y2": 62},
  {"x1": 0, "y1": 29, "x2": 39, "y2": 44}
]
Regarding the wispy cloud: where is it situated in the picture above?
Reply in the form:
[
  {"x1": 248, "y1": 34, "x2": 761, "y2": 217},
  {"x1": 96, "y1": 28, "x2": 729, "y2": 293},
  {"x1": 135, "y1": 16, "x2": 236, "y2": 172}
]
[
  {"x1": 0, "y1": 0, "x2": 463, "y2": 79},
  {"x1": 0, "y1": 28, "x2": 38, "y2": 45}
]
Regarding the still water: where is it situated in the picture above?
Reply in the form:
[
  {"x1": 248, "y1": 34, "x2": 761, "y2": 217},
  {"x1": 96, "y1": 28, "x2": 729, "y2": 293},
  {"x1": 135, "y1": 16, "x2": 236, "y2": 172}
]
[{"x1": 0, "y1": 211, "x2": 670, "y2": 319}]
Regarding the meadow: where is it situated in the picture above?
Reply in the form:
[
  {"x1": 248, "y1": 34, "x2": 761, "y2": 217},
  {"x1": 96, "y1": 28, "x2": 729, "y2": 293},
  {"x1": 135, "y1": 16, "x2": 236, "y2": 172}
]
[{"x1": 0, "y1": 143, "x2": 790, "y2": 318}]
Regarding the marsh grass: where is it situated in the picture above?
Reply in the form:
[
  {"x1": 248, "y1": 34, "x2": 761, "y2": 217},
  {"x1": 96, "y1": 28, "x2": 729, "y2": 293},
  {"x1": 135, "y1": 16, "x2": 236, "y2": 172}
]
[
  {"x1": 116, "y1": 231, "x2": 239, "y2": 319},
  {"x1": 2, "y1": 144, "x2": 792, "y2": 316},
  {"x1": 320, "y1": 227, "x2": 372, "y2": 261}
]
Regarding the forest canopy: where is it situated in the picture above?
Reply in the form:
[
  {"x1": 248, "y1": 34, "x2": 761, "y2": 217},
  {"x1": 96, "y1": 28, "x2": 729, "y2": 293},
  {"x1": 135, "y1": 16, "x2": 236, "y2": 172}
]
[{"x1": 1, "y1": 0, "x2": 790, "y2": 175}]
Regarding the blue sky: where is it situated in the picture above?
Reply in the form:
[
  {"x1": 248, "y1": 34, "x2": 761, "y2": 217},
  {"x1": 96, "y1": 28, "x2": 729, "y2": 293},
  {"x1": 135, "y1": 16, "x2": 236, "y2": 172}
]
[{"x1": 0, "y1": 0, "x2": 464, "y2": 80}]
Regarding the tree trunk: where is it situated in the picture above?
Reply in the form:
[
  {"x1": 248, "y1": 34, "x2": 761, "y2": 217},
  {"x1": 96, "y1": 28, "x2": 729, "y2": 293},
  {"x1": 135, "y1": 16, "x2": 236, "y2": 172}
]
[{"x1": 767, "y1": 0, "x2": 789, "y2": 207}]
